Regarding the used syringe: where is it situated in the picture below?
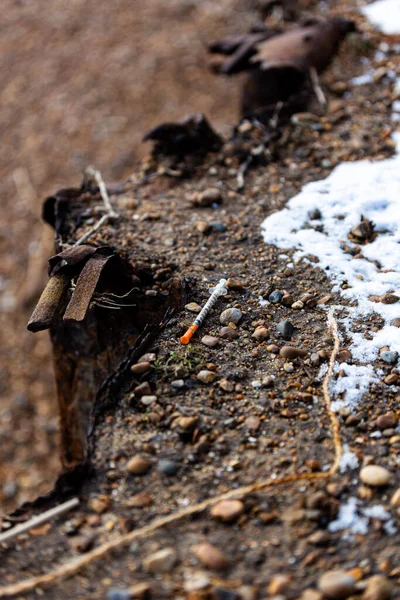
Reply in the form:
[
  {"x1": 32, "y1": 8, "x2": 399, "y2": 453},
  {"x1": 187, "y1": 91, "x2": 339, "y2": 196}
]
[{"x1": 180, "y1": 278, "x2": 228, "y2": 344}]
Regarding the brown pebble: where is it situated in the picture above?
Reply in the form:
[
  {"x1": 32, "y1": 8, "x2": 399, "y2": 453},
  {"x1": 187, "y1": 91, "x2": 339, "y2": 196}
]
[
  {"x1": 376, "y1": 412, "x2": 398, "y2": 429},
  {"x1": 126, "y1": 455, "x2": 150, "y2": 475},
  {"x1": 317, "y1": 294, "x2": 332, "y2": 305},
  {"x1": 129, "y1": 582, "x2": 152, "y2": 599},
  {"x1": 186, "y1": 302, "x2": 202, "y2": 313},
  {"x1": 89, "y1": 495, "x2": 110, "y2": 514},
  {"x1": 227, "y1": 278, "x2": 244, "y2": 290},
  {"x1": 318, "y1": 570, "x2": 356, "y2": 599},
  {"x1": 268, "y1": 574, "x2": 291, "y2": 595},
  {"x1": 124, "y1": 491, "x2": 153, "y2": 508},
  {"x1": 245, "y1": 416, "x2": 260, "y2": 431},
  {"x1": 196, "y1": 221, "x2": 211, "y2": 234},
  {"x1": 219, "y1": 378, "x2": 234, "y2": 392},
  {"x1": 193, "y1": 542, "x2": 230, "y2": 570},
  {"x1": 380, "y1": 292, "x2": 399, "y2": 304},
  {"x1": 362, "y1": 574, "x2": 392, "y2": 600},
  {"x1": 178, "y1": 416, "x2": 198, "y2": 431},
  {"x1": 384, "y1": 373, "x2": 398, "y2": 385},
  {"x1": 130, "y1": 361, "x2": 151, "y2": 375},
  {"x1": 201, "y1": 335, "x2": 219, "y2": 348},
  {"x1": 197, "y1": 370, "x2": 217, "y2": 384},
  {"x1": 219, "y1": 326, "x2": 239, "y2": 340},
  {"x1": 134, "y1": 382, "x2": 152, "y2": 397},
  {"x1": 143, "y1": 547, "x2": 178, "y2": 573},
  {"x1": 336, "y1": 349, "x2": 351, "y2": 363},
  {"x1": 390, "y1": 488, "x2": 400, "y2": 508},
  {"x1": 267, "y1": 344, "x2": 280, "y2": 353},
  {"x1": 252, "y1": 326, "x2": 269, "y2": 341},
  {"x1": 279, "y1": 346, "x2": 308, "y2": 359},
  {"x1": 391, "y1": 318, "x2": 400, "y2": 327},
  {"x1": 300, "y1": 590, "x2": 323, "y2": 600},
  {"x1": 138, "y1": 353, "x2": 156, "y2": 363},
  {"x1": 211, "y1": 499, "x2": 244, "y2": 522},
  {"x1": 195, "y1": 187, "x2": 223, "y2": 207},
  {"x1": 281, "y1": 294, "x2": 294, "y2": 306},
  {"x1": 360, "y1": 465, "x2": 391, "y2": 487}
]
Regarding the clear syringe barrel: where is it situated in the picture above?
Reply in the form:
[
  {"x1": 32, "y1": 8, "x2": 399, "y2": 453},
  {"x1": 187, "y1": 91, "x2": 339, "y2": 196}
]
[{"x1": 193, "y1": 278, "x2": 227, "y2": 326}]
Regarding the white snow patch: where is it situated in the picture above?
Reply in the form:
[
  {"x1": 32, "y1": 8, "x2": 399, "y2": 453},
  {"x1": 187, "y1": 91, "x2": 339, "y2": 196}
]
[
  {"x1": 362, "y1": 0, "x2": 400, "y2": 35},
  {"x1": 262, "y1": 142, "x2": 400, "y2": 408},
  {"x1": 339, "y1": 445, "x2": 359, "y2": 473},
  {"x1": 258, "y1": 296, "x2": 269, "y2": 307},
  {"x1": 329, "y1": 498, "x2": 397, "y2": 535},
  {"x1": 352, "y1": 70, "x2": 374, "y2": 86}
]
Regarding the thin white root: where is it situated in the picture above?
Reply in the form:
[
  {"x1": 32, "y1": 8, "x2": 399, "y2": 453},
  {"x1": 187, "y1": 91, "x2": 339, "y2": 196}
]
[
  {"x1": 0, "y1": 498, "x2": 79, "y2": 545},
  {"x1": 74, "y1": 166, "x2": 119, "y2": 246},
  {"x1": 310, "y1": 67, "x2": 327, "y2": 107}
]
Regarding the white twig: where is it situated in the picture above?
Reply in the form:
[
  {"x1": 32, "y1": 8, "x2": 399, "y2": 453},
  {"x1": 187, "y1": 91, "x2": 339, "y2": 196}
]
[
  {"x1": 309, "y1": 67, "x2": 327, "y2": 107},
  {"x1": 0, "y1": 498, "x2": 79, "y2": 545},
  {"x1": 74, "y1": 166, "x2": 119, "y2": 246}
]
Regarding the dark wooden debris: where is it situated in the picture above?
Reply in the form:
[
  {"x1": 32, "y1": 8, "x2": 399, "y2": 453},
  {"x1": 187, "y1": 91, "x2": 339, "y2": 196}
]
[{"x1": 143, "y1": 112, "x2": 223, "y2": 157}]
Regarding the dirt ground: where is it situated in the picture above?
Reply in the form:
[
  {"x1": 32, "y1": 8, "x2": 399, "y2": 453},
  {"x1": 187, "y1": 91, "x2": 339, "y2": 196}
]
[
  {"x1": 0, "y1": 0, "x2": 254, "y2": 513},
  {"x1": 1, "y1": 0, "x2": 400, "y2": 599}
]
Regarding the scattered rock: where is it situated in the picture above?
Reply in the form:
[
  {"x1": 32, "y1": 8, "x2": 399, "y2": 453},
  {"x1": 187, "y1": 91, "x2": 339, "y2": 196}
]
[
  {"x1": 124, "y1": 491, "x2": 153, "y2": 508},
  {"x1": 196, "y1": 220, "x2": 211, "y2": 234},
  {"x1": 89, "y1": 495, "x2": 110, "y2": 514},
  {"x1": 252, "y1": 326, "x2": 269, "y2": 341},
  {"x1": 277, "y1": 320, "x2": 294, "y2": 340},
  {"x1": 318, "y1": 570, "x2": 356, "y2": 599},
  {"x1": 197, "y1": 370, "x2": 217, "y2": 384},
  {"x1": 281, "y1": 293, "x2": 294, "y2": 306},
  {"x1": 309, "y1": 208, "x2": 322, "y2": 220},
  {"x1": 219, "y1": 378, "x2": 234, "y2": 392},
  {"x1": 134, "y1": 382, "x2": 152, "y2": 398},
  {"x1": 156, "y1": 459, "x2": 180, "y2": 476},
  {"x1": 211, "y1": 499, "x2": 244, "y2": 522},
  {"x1": 279, "y1": 346, "x2": 308, "y2": 359},
  {"x1": 202, "y1": 335, "x2": 219, "y2": 347},
  {"x1": 195, "y1": 187, "x2": 223, "y2": 207},
  {"x1": 129, "y1": 583, "x2": 151, "y2": 599},
  {"x1": 300, "y1": 590, "x2": 323, "y2": 600},
  {"x1": 245, "y1": 416, "x2": 260, "y2": 431},
  {"x1": 140, "y1": 395, "x2": 157, "y2": 406},
  {"x1": 186, "y1": 302, "x2": 202, "y2": 313},
  {"x1": 376, "y1": 412, "x2": 398, "y2": 429},
  {"x1": 183, "y1": 572, "x2": 211, "y2": 592},
  {"x1": 143, "y1": 547, "x2": 178, "y2": 574},
  {"x1": 220, "y1": 308, "x2": 242, "y2": 326},
  {"x1": 380, "y1": 351, "x2": 398, "y2": 364},
  {"x1": 138, "y1": 353, "x2": 156, "y2": 363},
  {"x1": 380, "y1": 292, "x2": 399, "y2": 304},
  {"x1": 390, "y1": 318, "x2": 400, "y2": 327},
  {"x1": 384, "y1": 373, "x2": 398, "y2": 385},
  {"x1": 178, "y1": 416, "x2": 198, "y2": 431},
  {"x1": 269, "y1": 290, "x2": 282, "y2": 304},
  {"x1": 390, "y1": 488, "x2": 400, "y2": 508},
  {"x1": 193, "y1": 542, "x2": 230, "y2": 570},
  {"x1": 261, "y1": 375, "x2": 274, "y2": 388},
  {"x1": 107, "y1": 588, "x2": 132, "y2": 600},
  {"x1": 267, "y1": 574, "x2": 291, "y2": 595},
  {"x1": 126, "y1": 455, "x2": 150, "y2": 475},
  {"x1": 227, "y1": 278, "x2": 244, "y2": 290},
  {"x1": 362, "y1": 575, "x2": 392, "y2": 600},
  {"x1": 291, "y1": 300, "x2": 304, "y2": 309},
  {"x1": 220, "y1": 326, "x2": 239, "y2": 340},
  {"x1": 130, "y1": 362, "x2": 151, "y2": 375},
  {"x1": 336, "y1": 349, "x2": 351, "y2": 363},
  {"x1": 360, "y1": 465, "x2": 391, "y2": 487}
]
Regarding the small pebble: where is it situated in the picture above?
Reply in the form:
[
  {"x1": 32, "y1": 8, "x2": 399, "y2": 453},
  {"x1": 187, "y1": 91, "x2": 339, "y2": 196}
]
[
  {"x1": 245, "y1": 416, "x2": 260, "y2": 431},
  {"x1": 360, "y1": 465, "x2": 391, "y2": 487},
  {"x1": 138, "y1": 353, "x2": 156, "y2": 363},
  {"x1": 186, "y1": 302, "x2": 202, "y2": 313},
  {"x1": 276, "y1": 320, "x2": 294, "y2": 340},
  {"x1": 157, "y1": 459, "x2": 180, "y2": 476},
  {"x1": 300, "y1": 590, "x2": 323, "y2": 600},
  {"x1": 143, "y1": 547, "x2": 177, "y2": 573},
  {"x1": 252, "y1": 326, "x2": 269, "y2": 341},
  {"x1": 211, "y1": 499, "x2": 244, "y2": 522},
  {"x1": 262, "y1": 375, "x2": 274, "y2": 388},
  {"x1": 284, "y1": 362, "x2": 294, "y2": 373},
  {"x1": 269, "y1": 290, "x2": 283, "y2": 304},
  {"x1": 140, "y1": 395, "x2": 157, "y2": 406},
  {"x1": 220, "y1": 326, "x2": 239, "y2": 340},
  {"x1": 197, "y1": 370, "x2": 217, "y2": 384},
  {"x1": 390, "y1": 488, "x2": 400, "y2": 507},
  {"x1": 126, "y1": 455, "x2": 150, "y2": 475},
  {"x1": 129, "y1": 583, "x2": 151, "y2": 599},
  {"x1": 202, "y1": 335, "x2": 219, "y2": 348},
  {"x1": 134, "y1": 382, "x2": 152, "y2": 398},
  {"x1": 183, "y1": 572, "x2": 211, "y2": 592},
  {"x1": 227, "y1": 278, "x2": 244, "y2": 290},
  {"x1": 279, "y1": 346, "x2": 308, "y2": 359},
  {"x1": 309, "y1": 208, "x2": 322, "y2": 220},
  {"x1": 220, "y1": 308, "x2": 242, "y2": 325},
  {"x1": 178, "y1": 416, "x2": 198, "y2": 431},
  {"x1": 318, "y1": 570, "x2": 356, "y2": 599},
  {"x1": 363, "y1": 575, "x2": 392, "y2": 600},
  {"x1": 380, "y1": 351, "x2": 398, "y2": 364},
  {"x1": 107, "y1": 589, "x2": 131, "y2": 600},
  {"x1": 376, "y1": 412, "x2": 398, "y2": 429},
  {"x1": 193, "y1": 543, "x2": 230, "y2": 570},
  {"x1": 291, "y1": 300, "x2": 304, "y2": 309},
  {"x1": 390, "y1": 318, "x2": 400, "y2": 327},
  {"x1": 130, "y1": 362, "x2": 151, "y2": 375},
  {"x1": 384, "y1": 373, "x2": 398, "y2": 385},
  {"x1": 267, "y1": 574, "x2": 291, "y2": 595},
  {"x1": 196, "y1": 187, "x2": 223, "y2": 207},
  {"x1": 281, "y1": 293, "x2": 294, "y2": 306},
  {"x1": 219, "y1": 378, "x2": 234, "y2": 392}
]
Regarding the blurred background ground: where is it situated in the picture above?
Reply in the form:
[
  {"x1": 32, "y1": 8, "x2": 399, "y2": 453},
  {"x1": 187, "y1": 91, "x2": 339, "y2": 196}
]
[{"x1": 0, "y1": 0, "x2": 255, "y2": 513}]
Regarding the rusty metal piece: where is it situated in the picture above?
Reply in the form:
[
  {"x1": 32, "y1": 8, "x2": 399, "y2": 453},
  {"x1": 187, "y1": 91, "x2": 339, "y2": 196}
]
[
  {"x1": 27, "y1": 273, "x2": 70, "y2": 332},
  {"x1": 63, "y1": 254, "x2": 113, "y2": 322},
  {"x1": 48, "y1": 244, "x2": 99, "y2": 276}
]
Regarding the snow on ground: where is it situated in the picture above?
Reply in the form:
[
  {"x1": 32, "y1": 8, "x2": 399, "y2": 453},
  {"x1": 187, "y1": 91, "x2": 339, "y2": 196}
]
[
  {"x1": 362, "y1": 0, "x2": 400, "y2": 35},
  {"x1": 262, "y1": 133, "x2": 400, "y2": 411}
]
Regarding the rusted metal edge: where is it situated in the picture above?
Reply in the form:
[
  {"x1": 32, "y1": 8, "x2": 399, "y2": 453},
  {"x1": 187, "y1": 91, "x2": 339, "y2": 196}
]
[
  {"x1": 63, "y1": 254, "x2": 113, "y2": 322},
  {"x1": 27, "y1": 272, "x2": 70, "y2": 332}
]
